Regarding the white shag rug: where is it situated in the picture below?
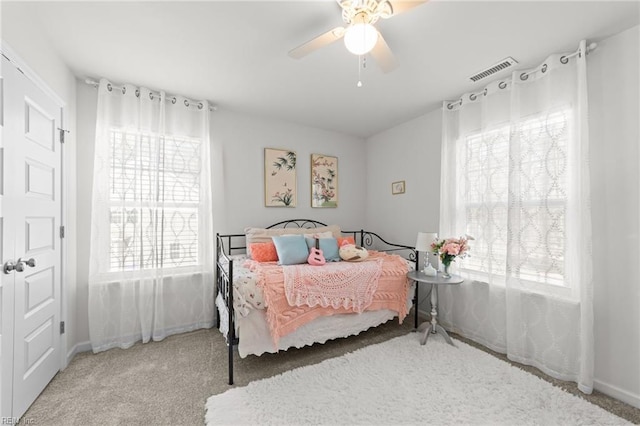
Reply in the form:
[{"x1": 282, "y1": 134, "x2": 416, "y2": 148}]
[{"x1": 205, "y1": 334, "x2": 628, "y2": 426}]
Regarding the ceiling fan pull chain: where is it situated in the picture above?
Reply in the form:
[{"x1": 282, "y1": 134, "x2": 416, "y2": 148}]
[{"x1": 357, "y1": 55, "x2": 364, "y2": 87}]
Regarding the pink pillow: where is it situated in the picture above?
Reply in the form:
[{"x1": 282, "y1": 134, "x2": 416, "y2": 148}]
[
  {"x1": 337, "y1": 236, "x2": 356, "y2": 247},
  {"x1": 249, "y1": 242, "x2": 278, "y2": 262}
]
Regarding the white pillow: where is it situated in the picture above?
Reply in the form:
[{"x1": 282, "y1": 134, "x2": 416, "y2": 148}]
[{"x1": 307, "y1": 231, "x2": 333, "y2": 239}]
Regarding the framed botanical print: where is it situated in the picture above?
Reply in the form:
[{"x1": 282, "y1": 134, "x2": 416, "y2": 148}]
[
  {"x1": 264, "y1": 148, "x2": 297, "y2": 207},
  {"x1": 311, "y1": 153, "x2": 338, "y2": 208}
]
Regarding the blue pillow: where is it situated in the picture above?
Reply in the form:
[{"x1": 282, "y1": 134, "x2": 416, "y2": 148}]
[
  {"x1": 305, "y1": 237, "x2": 340, "y2": 262},
  {"x1": 272, "y1": 235, "x2": 310, "y2": 265}
]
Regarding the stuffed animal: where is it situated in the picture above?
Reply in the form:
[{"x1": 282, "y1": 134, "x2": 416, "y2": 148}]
[{"x1": 339, "y1": 244, "x2": 369, "y2": 262}]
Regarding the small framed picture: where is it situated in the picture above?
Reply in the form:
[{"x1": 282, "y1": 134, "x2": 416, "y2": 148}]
[{"x1": 392, "y1": 180, "x2": 405, "y2": 195}]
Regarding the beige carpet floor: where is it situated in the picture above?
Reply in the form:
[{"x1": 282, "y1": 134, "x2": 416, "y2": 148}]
[{"x1": 21, "y1": 314, "x2": 640, "y2": 425}]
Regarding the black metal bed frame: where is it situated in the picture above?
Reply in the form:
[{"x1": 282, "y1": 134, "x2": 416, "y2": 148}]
[{"x1": 215, "y1": 219, "x2": 420, "y2": 385}]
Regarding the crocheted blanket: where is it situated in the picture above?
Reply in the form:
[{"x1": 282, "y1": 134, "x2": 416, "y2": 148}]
[
  {"x1": 283, "y1": 258, "x2": 383, "y2": 313},
  {"x1": 248, "y1": 251, "x2": 410, "y2": 346}
]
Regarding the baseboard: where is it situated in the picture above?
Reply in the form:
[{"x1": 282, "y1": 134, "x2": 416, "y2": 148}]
[
  {"x1": 594, "y1": 379, "x2": 640, "y2": 409},
  {"x1": 65, "y1": 341, "x2": 92, "y2": 367},
  {"x1": 64, "y1": 322, "x2": 214, "y2": 364},
  {"x1": 428, "y1": 307, "x2": 640, "y2": 409}
]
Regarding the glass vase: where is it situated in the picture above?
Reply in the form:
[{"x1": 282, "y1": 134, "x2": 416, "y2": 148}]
[{"x1": 442, "y1": 262, "x2": 452, "y2": 279}]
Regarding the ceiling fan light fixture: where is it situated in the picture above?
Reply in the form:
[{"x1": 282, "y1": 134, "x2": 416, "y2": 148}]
[{"x1": 344, "y1": 22, "x2": 378, "y2": 55}]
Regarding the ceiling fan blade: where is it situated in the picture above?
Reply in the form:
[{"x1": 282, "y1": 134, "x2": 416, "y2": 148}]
[
  {"x1": 387, "y1": 0, "x2": 428, "y2": 17},
  {"x1": 370, "y1": 32, "x2": 398, "y2": 73},
  {"x1": 288, "y1": 27, "x2": 346, "y2": 59}
]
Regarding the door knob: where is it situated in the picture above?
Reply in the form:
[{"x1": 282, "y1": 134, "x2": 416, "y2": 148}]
[
  {"x1": 3, "y1": 260, "x2": 16, "y2": 274},
  {"x1": 3, "y1": 258, "x2": 36, "y2": 274},
  {"x1": 21, "y1": 258, "x2": 36, "y2": 268},
  {"x1": 15, "y1": 258, "x2": 36, "y2": 272}
]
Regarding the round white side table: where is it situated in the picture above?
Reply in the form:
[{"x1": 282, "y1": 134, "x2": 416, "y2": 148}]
[{"x1": 406, "y1": 270, "x2": 463, "y2": 346}]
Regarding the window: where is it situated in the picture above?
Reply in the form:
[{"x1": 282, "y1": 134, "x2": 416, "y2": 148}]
[
  {"x1": 460, "y1": 109, "x2": 570, "y2": 287},
  {"x1": 109, "y1": 130, "x2": 202, "y2": 272}
]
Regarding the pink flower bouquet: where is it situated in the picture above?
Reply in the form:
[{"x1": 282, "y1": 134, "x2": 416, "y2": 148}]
[{"x1": 431, "y1": 236, "x2": 472, "y2": 277}]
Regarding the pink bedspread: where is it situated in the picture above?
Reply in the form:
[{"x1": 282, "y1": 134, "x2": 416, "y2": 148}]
[
  {"x1": 283, "y1": 258, "x2": 384, "y2": 313},
  {"x1": 247, "y1": 251, "x2": 410, "y2": 346}
]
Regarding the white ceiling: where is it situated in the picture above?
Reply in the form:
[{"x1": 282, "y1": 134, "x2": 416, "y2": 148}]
[{"x1": 8, "y1": 0, "x2": 640, "y2": 137}]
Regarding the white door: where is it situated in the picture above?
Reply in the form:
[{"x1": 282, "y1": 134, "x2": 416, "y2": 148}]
[{"x1": 1, "y1": 54, "x2": 62, "y2": 420}]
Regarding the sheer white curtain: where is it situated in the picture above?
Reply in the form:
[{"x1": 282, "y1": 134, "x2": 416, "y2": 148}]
[
  {"x1": 438, "y1": 41, "x2": 594, "y2": 392},
  {"x1": 88, "y1": 79, "x2": 215, "y2": 352}
]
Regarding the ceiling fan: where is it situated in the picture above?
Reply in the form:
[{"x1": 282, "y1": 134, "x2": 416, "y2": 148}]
[{"x1": 288, "y1": 0, "x2": 428, "y2": 73}]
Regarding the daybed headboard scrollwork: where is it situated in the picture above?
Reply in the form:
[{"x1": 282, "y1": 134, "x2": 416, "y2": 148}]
[
  {"x1": 266, "y1": 219, "x2": 329, "y2": 230},
  {"x1": 215, "y1": 219, "x2": 331, "y2": 259},
  {"x1": 215, "y1": 219, "x2": 418, "y2": 268},
  {"x1": 341, "y1": 230, "x2": 417, "y2": 265}
]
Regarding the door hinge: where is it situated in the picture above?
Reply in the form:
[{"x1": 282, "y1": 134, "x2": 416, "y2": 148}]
[
  {"x1": 59, "y1": 225, "x2": 65, "y2": 238},
  {"x1": 60, "y1": 321, "x2": 65, "y2": 334},
  {"x1": 58, "y1": 127, "x2": 69, "y2": 143}
]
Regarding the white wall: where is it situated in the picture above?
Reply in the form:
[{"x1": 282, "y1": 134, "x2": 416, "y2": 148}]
[
  {"x1": 211, "y1": 110, "x2": 367, "y2": 234},
  {"x1": 365, "y1": 110, "x2": 442, "y2": 313},
  {"x1": 1, "y1": 3, "x2": 79, "y2": 361},
  {"x1": 587, "y1": 25, "x2": 640, "y2": 406},
  {"x1": 365, "y1": 111, "x2": 442, "y2": 250},
  {"x1": 1, "y1": 3, "x2": 74, "y2": 101},
  {"x1": 365, "y1": 25, "x2": 640, "y2": 408},
  {"x1": 74, "y1": 90, "x2": 367, "y2": 343},
  {"x1": 74, "y1": 82, "x2": 98, "y2": 347}
]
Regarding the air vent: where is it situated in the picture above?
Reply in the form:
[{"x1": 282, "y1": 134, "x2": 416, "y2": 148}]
[{"x1": 468, "y1": 57, "x2": 518, "y2": 82}]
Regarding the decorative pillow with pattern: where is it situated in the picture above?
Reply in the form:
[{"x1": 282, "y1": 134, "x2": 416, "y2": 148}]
[{"x1": 249, "y1": 242, "x2": 278, "y2": 262}]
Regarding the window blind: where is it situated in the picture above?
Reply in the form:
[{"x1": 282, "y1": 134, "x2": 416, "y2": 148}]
[
  {"x1": 461, "y1": 109, "x2": 569, "y2": 287},
  {"x1": 109, "y1": 130, "x2": 201, "y2": 271}
]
